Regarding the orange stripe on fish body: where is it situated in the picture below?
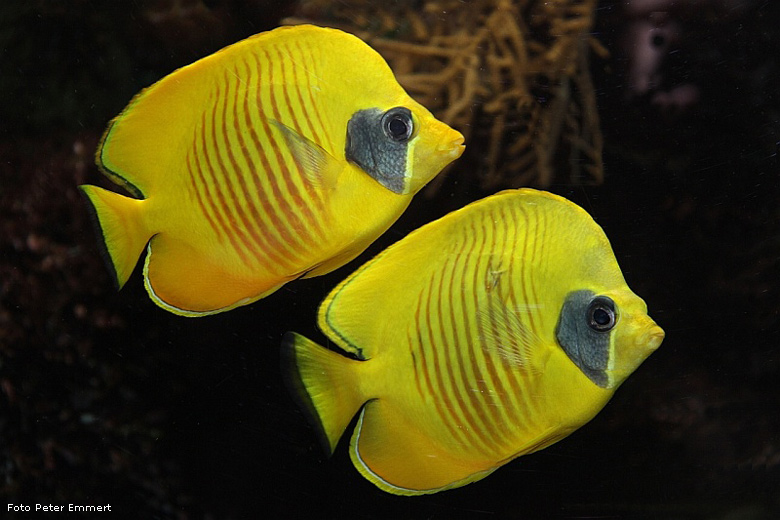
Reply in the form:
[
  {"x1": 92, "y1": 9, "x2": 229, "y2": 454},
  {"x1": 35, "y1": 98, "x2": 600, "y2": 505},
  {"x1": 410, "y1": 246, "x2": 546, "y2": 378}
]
[
  {"x1": 81, "y1": 25, "x2": 464, "y2": 316},
  {"x1": 284, "y1": 189, "x2": 665, "y2": 495}
]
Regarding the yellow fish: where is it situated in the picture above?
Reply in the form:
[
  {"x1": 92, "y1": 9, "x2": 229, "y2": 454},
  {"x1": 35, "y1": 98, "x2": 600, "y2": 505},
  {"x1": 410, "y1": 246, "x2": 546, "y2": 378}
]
[
  {"x1": 79, "y1": 25, "x2": 464, "y2": 316},
  {"x1": 283, "y1": 188, "x2": 664, "y2": 495}
]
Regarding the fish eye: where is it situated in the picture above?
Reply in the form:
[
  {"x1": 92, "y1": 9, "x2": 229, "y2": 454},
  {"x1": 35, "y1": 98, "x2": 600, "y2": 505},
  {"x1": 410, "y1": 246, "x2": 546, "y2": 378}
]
[
  {"x1": 587, "y1": 296, "x2": 617, "y2": 332},
  {"x1": 381, "y1": 107, "x2": 413, "y2": 142}
]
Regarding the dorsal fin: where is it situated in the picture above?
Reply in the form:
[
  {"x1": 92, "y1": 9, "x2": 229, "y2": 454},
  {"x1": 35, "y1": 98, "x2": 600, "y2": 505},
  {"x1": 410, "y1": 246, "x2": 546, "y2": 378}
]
[{"x1": 318, "y1": 219, "x2": 444, "y2": 359}]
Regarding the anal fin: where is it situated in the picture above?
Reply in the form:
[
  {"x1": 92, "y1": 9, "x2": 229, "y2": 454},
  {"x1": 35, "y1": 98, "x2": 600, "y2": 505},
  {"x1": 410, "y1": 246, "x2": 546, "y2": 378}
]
[
  {"x1": 349, "y1": 400, "x2": 497, "y2": 496},
  {"x1": 143, "y1": 235, "x2": 284, "y2": 316}
]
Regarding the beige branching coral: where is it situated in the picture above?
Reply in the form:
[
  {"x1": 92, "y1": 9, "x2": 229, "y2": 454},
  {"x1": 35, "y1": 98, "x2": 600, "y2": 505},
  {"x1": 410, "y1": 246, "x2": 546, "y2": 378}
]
[{"x1": 288, "y1": 0, "x2": 605, "y2": 192}]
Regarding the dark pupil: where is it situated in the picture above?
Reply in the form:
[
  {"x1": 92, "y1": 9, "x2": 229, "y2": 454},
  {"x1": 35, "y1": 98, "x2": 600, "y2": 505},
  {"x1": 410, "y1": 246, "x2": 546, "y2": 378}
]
[
  {"x1": 388, "y1": 116, "x2": 409, "y2": 139},
  {"x1": 592, "y1": 308, "x2": 611, "y2": 326}
]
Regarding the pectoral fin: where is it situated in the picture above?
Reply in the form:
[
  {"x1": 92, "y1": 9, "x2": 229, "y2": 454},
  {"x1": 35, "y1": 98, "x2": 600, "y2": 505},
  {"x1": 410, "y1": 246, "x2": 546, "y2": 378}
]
[
  {"x1": 271, "y1": 119, "x2": 340, "y2": 189},
  {"x1": 478, "y1": 293, "x2": 543, "y2": 373}
]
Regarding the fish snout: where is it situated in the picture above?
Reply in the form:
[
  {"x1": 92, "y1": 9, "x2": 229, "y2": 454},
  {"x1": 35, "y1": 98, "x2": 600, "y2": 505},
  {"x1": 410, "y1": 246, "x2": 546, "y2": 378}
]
[
  {"x1": 639, "y1": 324, "x2": 665, "y2": 352},
  {"x1": 608, "y1": 318, "x2": 664, "y2": 388},
  {"x1": 440, "y1": 129, "x2": 465, "y2": 159}
]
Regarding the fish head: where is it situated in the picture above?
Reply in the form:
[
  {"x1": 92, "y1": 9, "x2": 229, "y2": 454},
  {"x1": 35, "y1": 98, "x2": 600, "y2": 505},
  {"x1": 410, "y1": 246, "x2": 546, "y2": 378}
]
[
  {"x1": 345, "y1": 101, "x2": 464, "y2": 195},
  {"x1": 533, "y1": 190, "x2": 664, "y2": 390},
  {"x1": 554, "y1": 286, "x2": 664, "y2": 390}
]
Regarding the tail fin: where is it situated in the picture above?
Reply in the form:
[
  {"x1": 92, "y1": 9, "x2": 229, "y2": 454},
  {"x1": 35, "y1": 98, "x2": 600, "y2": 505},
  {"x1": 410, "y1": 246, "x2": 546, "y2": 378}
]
[
  {"x1": 79, "y1": 185, "x2": 151, "y2": 289},
  {"x1": 281, "y1": 332, "x2": 366, "y2": 455}
]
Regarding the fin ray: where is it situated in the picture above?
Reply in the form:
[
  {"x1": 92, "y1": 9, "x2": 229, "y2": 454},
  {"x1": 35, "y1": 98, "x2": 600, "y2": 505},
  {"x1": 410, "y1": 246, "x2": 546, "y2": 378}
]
[{"x1": 478, "y1": 285, "x2": 543, "y2": 373}]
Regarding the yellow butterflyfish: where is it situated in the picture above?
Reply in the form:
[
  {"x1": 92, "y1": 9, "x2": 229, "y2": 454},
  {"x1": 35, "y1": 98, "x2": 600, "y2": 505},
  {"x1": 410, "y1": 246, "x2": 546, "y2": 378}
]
[
  {"x1": 80, "y1": 25, "x2": 464, "y2": 316},
  {"x1": 283, "y1": 188, "x2": 664, "y2": 495}
]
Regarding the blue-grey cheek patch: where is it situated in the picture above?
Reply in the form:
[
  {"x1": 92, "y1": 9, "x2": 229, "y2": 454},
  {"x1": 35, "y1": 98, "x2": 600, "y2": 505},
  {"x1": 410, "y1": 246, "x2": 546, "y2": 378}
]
[
  {"x1": 555, "y1": 290, "x2": 610, "y2": 388},
  {"x1": 345, "y1": 108, "x2": 408, "y2": 194}
]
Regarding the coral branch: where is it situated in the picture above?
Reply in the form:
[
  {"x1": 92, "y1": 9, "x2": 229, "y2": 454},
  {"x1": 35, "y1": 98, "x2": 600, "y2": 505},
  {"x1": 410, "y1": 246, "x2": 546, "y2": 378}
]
[{"x1": 290, "y1": 0, "x2": 604, "y2": 192}]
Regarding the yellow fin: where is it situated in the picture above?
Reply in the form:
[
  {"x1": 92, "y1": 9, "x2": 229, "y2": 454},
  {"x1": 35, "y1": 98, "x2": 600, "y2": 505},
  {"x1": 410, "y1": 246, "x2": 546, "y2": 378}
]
[
  {"x1": 79, "y1": 185, "x2": 150, "y2": 289},
  {"x1": 281, "y1": 332, "x2": 366, "y2": 455},
  {"x1": 142, "y1": 235, "x2": 285, "y2": 317},
  {"x1": 478, "y1": 301, "x2": 543, "y2": 372},
  {"x1": 95, "y1": 64, "x2": 204, "y2": 197},
  {"x1": 318, "y1": 221, "x2": 442, "y2": 360},
  {"x1": 349, "y1": 401, "x2": 499, "y2": 496},
  {"x1": 271, "y1": 119, "x2": 341, "y2": 189}
]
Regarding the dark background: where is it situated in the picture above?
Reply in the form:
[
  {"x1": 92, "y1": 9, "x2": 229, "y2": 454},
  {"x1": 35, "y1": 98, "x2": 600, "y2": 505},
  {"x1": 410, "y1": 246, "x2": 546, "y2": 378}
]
[{"x1": 1, "y1": 1, "x2": 779, "y2": 518}]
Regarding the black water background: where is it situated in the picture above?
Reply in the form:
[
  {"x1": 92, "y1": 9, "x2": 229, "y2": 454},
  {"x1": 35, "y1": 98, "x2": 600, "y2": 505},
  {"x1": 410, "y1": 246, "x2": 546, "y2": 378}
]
[{"x1": 1, "y1": 1, "x2": 779, "y2": 518}]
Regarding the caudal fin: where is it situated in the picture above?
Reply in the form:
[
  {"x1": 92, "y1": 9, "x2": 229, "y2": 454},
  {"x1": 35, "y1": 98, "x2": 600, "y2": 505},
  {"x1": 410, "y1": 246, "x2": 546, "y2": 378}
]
[
  {"x1": 281, "y1": 332, "x2": 366, "y2": 455},
  {"x1": 79, "y1": 185, "x2": 151, "y2": 289}
]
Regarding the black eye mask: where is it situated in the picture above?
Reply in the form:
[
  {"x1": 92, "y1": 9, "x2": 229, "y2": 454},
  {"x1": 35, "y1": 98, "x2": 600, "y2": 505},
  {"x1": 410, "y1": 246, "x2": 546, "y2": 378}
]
[
  {"x1": 345, "y1": 107, "x2": 413, "y2": 194},
  {"x1": 555, "y1": 290, "x2": 617, "y2": 388}
]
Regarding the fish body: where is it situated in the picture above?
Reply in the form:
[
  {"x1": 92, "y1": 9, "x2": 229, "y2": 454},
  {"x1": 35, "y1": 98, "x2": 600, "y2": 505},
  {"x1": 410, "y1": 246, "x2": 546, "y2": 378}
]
[
  {"x1": 284, "y1": 188, "x2": 664, "y2": 495},
  {"x1": 80, "y1": 25, "x2": 464, "y2": 316}
]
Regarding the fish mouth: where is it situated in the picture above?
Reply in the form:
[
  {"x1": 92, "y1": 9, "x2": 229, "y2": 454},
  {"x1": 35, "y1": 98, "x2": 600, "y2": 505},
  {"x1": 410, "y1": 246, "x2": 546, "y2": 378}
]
[
  {"x1": 441, "y1": 131, "x2": 465, "y2": 158},
  {"x1": 641, "y1": 325, "x2": 665, "y2": 351},
  {"x1": 605, "y1": 322, "x2": 664, "y2": 388}
]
